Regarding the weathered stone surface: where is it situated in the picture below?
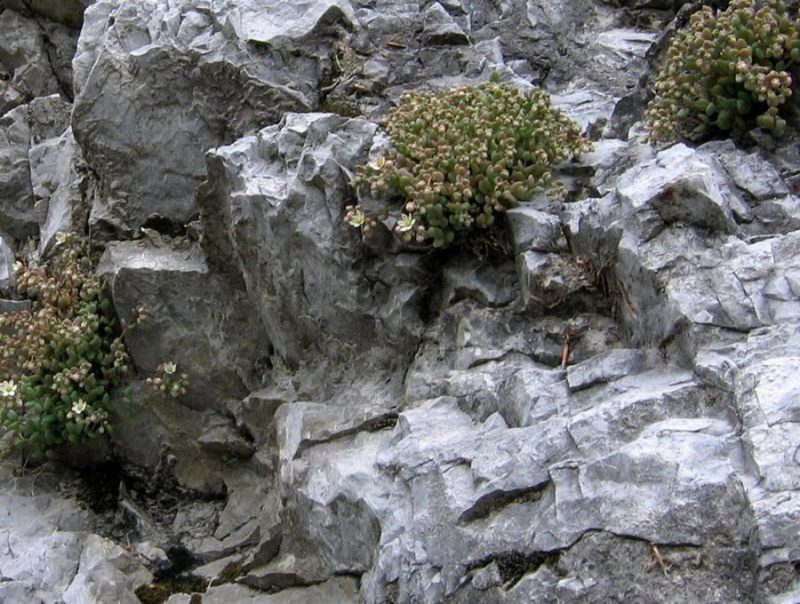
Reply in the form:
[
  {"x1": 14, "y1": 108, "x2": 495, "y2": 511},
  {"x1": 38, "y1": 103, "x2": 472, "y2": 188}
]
[
  {"x1": 617, "y1": 228, "x2": 800, "y2": 352},
  {"x1": 616, "y1": 143, "x2": 741, "y2": 233},
  {"x1": 3, "y1": 0, "x2": 800, "y2": 601},
  {"x1": 0, "y1": 94, "x2": 72, "y2": 241},
  {"x1": 30, "y1": 125, "x2": 85, "y2": 253},
  {"x1": 167, "y1": 576, "x2": 359, "y2": 603},
  {"x1": 701, "y1": 139, "x2": 790, "y2": 201},
  {"x1": 0, "y1": 0, "x2": 89, "y2": 28},
  {"x1": 566, "y1": 348, "x2": 649, "y2": 391},
  {"x1": 71, "y1": 0, "x2": 351, "y2": 233},
  {"x1": 0, "y1": 235, "x2": 14, "y2": 294},
  {"x1": 0, "y1": 462, "x2": 150, "y2": 603},
  {"x1": 518, "y1": 250, "x2": 596, "y2": 309},
  {"x1": 506, "y1": 206, "x2": 564, "y2": 254},
  {"x1": 441, "y1": 254, "x2": 517, "y2": 307},
  {"x1": 199, "y1": 112, "x2": 429, "y2": 377},
  {"x1": 422, "y1": 2, "x2": 469, "y2": 45},
  {"x1": 0, "y1": 11, "x2": 71, "y2": 115},
  {"x1": 62, "y1": 534, "x2": 152, "y2": 604},
  {"x1": 97, "y1": 239, "x2": 269, "y2": 412}
]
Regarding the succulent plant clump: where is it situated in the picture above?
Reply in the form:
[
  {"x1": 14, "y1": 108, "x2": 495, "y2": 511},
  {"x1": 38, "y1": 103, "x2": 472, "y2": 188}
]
[
  {"x1": 354, "y1": 81, "x2": 591, "y2": 248},
  {"x1": 0, "y1": 234, "x2": 129, "y2": 457},
  {"x1": 647, "y1": 0, "x2": 800, "y2": 142}
]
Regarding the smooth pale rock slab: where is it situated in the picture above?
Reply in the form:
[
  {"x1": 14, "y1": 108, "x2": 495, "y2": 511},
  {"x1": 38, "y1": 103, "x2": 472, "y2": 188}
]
[
  {"x1": 566, "y1": 348, "x2": 648, "y2": 391},
  {"x1": 616, "y1": 143, "x2": 741, "y2": 233},
  {"x1": 506, "y1": 206, "x2": 564, "y2": 254},
  {"x1": 700, "y1": 140, "x2": 789, "y2": 201}
]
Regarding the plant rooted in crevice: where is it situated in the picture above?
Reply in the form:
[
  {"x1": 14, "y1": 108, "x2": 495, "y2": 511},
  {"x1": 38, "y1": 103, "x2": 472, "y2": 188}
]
[
  {"x1": 352, "y1": 81, "x2": 591, "y2": 249},
  {"x1": 0, "y1": 233, "x2": 129, "y2": 457},
  {"x1": 647, "y1": 0, "x2": 800, "y2": 142}
]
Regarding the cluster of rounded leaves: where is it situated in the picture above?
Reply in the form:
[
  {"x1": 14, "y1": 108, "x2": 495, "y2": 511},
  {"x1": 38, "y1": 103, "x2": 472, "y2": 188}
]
[
  {"x1": 0, "y1": 234, "x2": 129, "y2": 457},
  {"x1": 351, "y1": 81, "x2": 591, "y2": 248},
  {"x1": 647, "y1": 0, "x2": 799, "y2": 141}
]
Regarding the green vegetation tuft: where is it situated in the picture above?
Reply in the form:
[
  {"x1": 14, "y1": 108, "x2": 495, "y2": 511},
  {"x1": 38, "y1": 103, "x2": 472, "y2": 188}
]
[
  {"x1": 647, "y1": 0, "x2": 799, "y2": 142},
  {"x1": 350, "y1": 81, "x2": 591, "y2": 249},
  {"x1": 0, "y1": 234, "x2": 129, "y2": 458}
]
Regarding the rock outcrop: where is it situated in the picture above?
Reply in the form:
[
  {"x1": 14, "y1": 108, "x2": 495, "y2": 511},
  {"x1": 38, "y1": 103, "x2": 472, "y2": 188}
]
[{"x1": 1, "y1": 0, "x2": 800, "y2": 602}]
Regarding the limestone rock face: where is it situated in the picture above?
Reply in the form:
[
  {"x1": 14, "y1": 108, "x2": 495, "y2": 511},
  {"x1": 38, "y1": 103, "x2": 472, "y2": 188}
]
[
  {"x1": 0, "y1": 10, "x2": 77, "y2": 115},
  {"x1": 0, "y1": 0, "x2": 90, "y2": 28},
  {"x1": 0, "y1": 464, "x2": 152, "y2": 603},
  {"x1": 0, "y1": 94, "x2": 73, "y2": 241},
  {"x1": 199, "y1": 112, "x2": 430, "y2": 373},
  {"x1": 3, "y1": 0, "x2": 800, "y2": 602},
  {"x1": 71, "y1": 0, "x2": 352, "y2": 234}
]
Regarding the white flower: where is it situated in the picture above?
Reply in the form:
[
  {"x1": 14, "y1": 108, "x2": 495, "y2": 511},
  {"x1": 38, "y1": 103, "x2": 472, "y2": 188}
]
[
  {"x1": 367, "y1": 155, "x2": 386, "y2": 170},
  {"x1": 347, "y1": 209, "x2": 366, "y2": 228},
  {"x1": 396, "y1": 214, "x2": 416, "y2": 233},
  {"x1": 163, "y1": 362, "x2": 177, "y2": 375},
  {"x1": 0, "y1": 380, "x2": 16, "y2": 398},
  {"x1": 71, "y1": 399, "x2": 87, "y2": 415}
]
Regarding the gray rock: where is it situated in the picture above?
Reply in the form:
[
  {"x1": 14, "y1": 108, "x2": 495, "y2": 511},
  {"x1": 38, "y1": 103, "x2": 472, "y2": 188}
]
[
  {"x1": 616, "y1": 143, "x2": 740, "y2": 234},
  {"x1": 518, "y1": 251, "x2": 596, "y2": 309},
  {"x1": 0, "y1": 0, "x2": 89, "y2": 28},
  {"x1": 0, "y1": 463, "x2": 149, "y2": 604},
  {"x1": 0, "y1": 11, "x2": 65, "y2": 116},
  {"x1": 97, "y1": 239, "x2": 269, "y2": 412},
  {"x1": 422, "y1": 2, "x2": 469, "y2": 45},
  {"x1": 616, "y1": 228, "x2": 800, "y2": 355},
  {"x1": 700, "y1": 139, "x2": 790, "y2": 201},
  {"x1": 227, "y1": 386, "x2": 296, "y2": 448},
  {"x1": 71, "y1": 0, "x2": 351, "y2": 233},
  {"x1": 441, "y1": 255, "x2": 517, "y2": 307},
  {"x1": 199, "y1": 112, "x2": 428, "y2": 375},
  {"x1": 545, "y1": 424, "x2": 750, "y2": 547},
  {"x1": 551, "y1": 87, "x2": 617, "y2": 135},
  {"x1": 0, "y1": 235, "x2": 15, "y2": 294},
  {"x1": 109, "y1": 381, "x2": 256, "y2": 494},
  {"x1": 170, "y1": 576, "x2": 359, "y2": 604},
  {"x1": 62, "y1": 535, "x2": 152, "y2": 604},
  {"x1": 566, "y1": 348, "x2": 649, "y2": 391},
  {"x1": 0, "y1": 298, "x2": 30, "y2": 314},
  {"x1": 30, "y1": 125, "x2": 85, "y2": 253},
  {"x1": 506, "y1": 206, "x2": 564, "y2": 254},
  {"x1": 0, "y1": 104, "x2": 38, "y2": 239},
  {"x1": 0, "y1": 95, "x2": 73, "y2": 241}
]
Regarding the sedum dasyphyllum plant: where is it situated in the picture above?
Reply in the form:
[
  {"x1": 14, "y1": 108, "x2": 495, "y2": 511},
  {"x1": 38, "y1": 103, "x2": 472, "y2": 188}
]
[
  {"x1": 146, "y1": 361, "x2": 189, "y2": 399},
  {"x1": 0, "y1": 233, "x2": 130, "y2": 458},
  {"x1": 647, "y1": 0, "x2": 800, "y2": 142},
  {"x1": 349, "y1": 81, "x2": 591, "y2": 249}
]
